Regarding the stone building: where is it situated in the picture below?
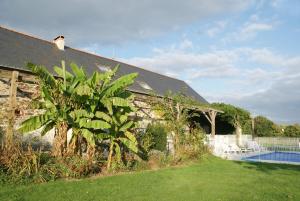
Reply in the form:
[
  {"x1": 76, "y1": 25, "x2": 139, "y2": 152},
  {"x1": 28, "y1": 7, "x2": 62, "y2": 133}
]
[{"x1": 0, "y1": 26, "x2": 217, "y2": 148}]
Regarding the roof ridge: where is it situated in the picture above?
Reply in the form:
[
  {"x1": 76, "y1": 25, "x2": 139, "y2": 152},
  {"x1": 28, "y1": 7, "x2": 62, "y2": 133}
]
[
  {"x1": 0, "y1": 25, "x2": 56, "y2": 46},
  {"x1": 0, "y1": 25, "x2": 185, "y2": 83}
]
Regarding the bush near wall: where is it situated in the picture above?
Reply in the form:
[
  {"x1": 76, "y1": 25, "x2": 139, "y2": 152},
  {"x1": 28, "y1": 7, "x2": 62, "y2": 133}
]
[{"x1": 145, "y1": 123, "x2": 167, "y2": 152}]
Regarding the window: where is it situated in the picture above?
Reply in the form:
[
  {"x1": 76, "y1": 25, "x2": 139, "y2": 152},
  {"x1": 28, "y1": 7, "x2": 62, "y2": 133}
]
[
  {"x1": 137, "y1": 81, "x2": 152, "y2": 90},
  {"x1": 96, "y1": 63, "x2": 111, "y2": 72}
]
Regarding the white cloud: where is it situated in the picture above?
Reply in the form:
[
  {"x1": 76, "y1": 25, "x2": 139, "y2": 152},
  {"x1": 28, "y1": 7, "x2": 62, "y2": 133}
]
[
  {"x1": 206, "y1": 20, "x2": 228, "y2": 37},
  {"x1": 121, "y1": 44, "x2": 300, "y2": 123},
  {"x1": 121, "y1": 45, "x2": 240, "y2": 80},
  {"x1": 239, "y1": 23, "x2": 273, "y2": 39},
  {"x1": 179, "y1": 39, "x2": 194, "y2": 49},
  {"x1": 222, "y1": 15, "x2": 276, "y2": 42},
  {"x1": 0, "y1": 0, "x2": 253, "y2": 46}
]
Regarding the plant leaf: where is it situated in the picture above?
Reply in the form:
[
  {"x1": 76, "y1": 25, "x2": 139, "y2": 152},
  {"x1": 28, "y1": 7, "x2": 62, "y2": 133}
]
[
  {"x1": 79, "y1": 119, "x2": 111, "y2": 129},
  {"x1": 95, "y1": 111, "x2": 112, "y2": 123},
  {"x1": 81, "y1": 129, "x2": 95, "y2": 146},
  {"x1": 119, "y1": 121, "x2": 134, "y2": 132},
  {"x1": 40, "y1": 121, "x2": 55, "y2": 136},
  {"x1": 18, "y1": 113, "x2": 52, "y2": 133},
  {"x1": 119, "y1": 137, "x2": 138, "y2": 153}
]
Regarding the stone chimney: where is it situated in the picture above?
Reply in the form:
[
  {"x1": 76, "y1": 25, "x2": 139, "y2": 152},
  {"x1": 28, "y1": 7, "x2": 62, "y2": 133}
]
[{"x1": 53, "y1": 35, "x2": 65, "y2": 50}]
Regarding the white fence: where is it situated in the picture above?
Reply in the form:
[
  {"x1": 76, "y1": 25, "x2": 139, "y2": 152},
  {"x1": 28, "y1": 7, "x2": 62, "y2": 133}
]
[
  {"x1": 254, "y1": 137, "x2": 300, "y2": 152},
  {"x1": 208, "y1": 134, "x2": 300, "y2": 162},
  {"x1": 207, "y1": 134, "x2": 252, "y2": 147}
]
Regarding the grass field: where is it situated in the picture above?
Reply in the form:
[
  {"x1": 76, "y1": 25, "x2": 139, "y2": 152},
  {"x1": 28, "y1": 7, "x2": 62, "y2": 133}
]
[{"x1": 1, "y1": 156, "x2": 300, "y2": 201}]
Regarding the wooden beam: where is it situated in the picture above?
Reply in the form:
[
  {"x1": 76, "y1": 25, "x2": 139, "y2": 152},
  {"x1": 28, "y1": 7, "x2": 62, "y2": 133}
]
[
  {"x1": 209, "y1": 110, "x2": 217, "y2": 137},
  {"x1": 202, "y1": 111, "x2": 212, "y2": 124},
  {"x1": 5, "y1": 71, "x2": 19, "y2": 150}
]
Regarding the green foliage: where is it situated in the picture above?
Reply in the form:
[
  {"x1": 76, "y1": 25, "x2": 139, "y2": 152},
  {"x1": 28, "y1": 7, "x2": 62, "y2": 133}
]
[
  {"x1": 144, "y1": 123, "x2": 168, "y2": 152},
  {"x1": 211, "y1": 103, "x2": 251, "y2": 132},
  {"x1": 50, "y1": 156, "x2": 97, "y2": 179},
  {"x1": 254, "y1": 116, "x2": 281, "y2": 137},
  {"x1": 18, "y1": 61, "x2": 139, "y2": 170},
  {"x1": 151, "y1": 93, "x2": 191, "y2": 152},
  {"x1": 151, "y1": 92, "x2": 209, "y2": 160},
  {"x1": 180, "y1": 126, "x2": 207, "y2": 159},
  {"x1": 242, "y1": 121, "x2": 252, "y2": 135},
  {"x1": 283, "y1": 124, "x2": 300, "y2": 137}
]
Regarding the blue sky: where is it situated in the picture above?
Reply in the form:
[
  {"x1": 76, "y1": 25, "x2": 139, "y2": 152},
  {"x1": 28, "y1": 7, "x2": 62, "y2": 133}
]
[{"x1": 1, "y1": 0, "x2": 299, "y2": 123}]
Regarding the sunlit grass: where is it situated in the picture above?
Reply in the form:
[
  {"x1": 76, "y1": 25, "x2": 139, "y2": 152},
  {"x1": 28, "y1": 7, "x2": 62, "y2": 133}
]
[{"x1": 1, "y1": 156, "x2": 300, "y2": 201}]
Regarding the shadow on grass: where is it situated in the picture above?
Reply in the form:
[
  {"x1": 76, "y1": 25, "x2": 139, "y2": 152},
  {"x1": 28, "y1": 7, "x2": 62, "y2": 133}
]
[{"x1": 233, "y1": 160, "x2": 300, "y2": 174}]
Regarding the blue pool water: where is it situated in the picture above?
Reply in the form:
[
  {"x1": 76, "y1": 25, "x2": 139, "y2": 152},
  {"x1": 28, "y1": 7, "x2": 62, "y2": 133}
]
[{"x1": 243, "y1": 152, "x2": 300, "y2": 163}]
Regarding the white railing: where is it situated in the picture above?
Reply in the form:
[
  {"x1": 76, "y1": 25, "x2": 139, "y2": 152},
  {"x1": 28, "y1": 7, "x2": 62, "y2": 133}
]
[{"x1": 208, "y1": 134, "x2": 300, "y2": 164}]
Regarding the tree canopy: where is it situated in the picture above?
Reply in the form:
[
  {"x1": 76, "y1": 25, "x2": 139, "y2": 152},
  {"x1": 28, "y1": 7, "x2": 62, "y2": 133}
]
[
  {"x1": 211, "y1": 103, "x2": 251, "y2": 133},
  {"x1": 283, "y1": 124, "x2": 300, "y2": 137},
  {"x1": 253, "y1": 116, "x2": 281, "y2": 137}
]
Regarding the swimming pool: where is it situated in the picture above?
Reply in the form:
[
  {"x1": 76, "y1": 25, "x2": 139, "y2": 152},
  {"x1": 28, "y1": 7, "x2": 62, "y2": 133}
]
[{"x1": 243, "y1": 152, "x2": 300, "y2": 164}]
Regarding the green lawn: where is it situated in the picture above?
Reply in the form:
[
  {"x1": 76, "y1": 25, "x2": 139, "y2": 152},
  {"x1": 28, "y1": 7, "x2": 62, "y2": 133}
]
[{"x1": 1, "y1": 156, "x2": 300, "y2": 201}]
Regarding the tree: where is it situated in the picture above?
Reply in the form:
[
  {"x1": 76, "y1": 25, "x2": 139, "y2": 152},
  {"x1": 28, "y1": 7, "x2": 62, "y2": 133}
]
[
  {"x1": 18, "y1": 61, "x2": 73, "y2": 157},
  {"x1": 211, "y1": 103, "x2": 251, "y2": 145},
  {"x1": 63, "y1": 64, "x2": 139, "y2": 168},
  {"x1": 283, "y1": 124, "x2": 300, "y2": 137},
  {"x1": 253, "y1": 116, "x2": 281, "y2": 137}
]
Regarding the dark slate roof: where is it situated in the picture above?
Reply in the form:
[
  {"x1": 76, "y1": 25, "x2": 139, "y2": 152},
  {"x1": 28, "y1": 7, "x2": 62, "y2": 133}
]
[{"x1": 0, "y1": 26, "x2": 208, "y2": 103}]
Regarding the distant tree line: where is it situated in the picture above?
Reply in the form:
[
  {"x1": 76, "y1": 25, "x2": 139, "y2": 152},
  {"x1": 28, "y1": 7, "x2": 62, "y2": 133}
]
[
  {"x1": 253, "y1": 116, "x2": 300, "y2": 137},
  {"x1": 211, "y1": 103, "x2": 300, "y2": 137}
]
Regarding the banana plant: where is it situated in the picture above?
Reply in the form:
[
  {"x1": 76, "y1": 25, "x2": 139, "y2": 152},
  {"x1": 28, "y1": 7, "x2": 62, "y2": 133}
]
[
  {"x1": 18, "y1": 61, "x2": 72, "y2": 157},
  {"x1": 61, "y1": 64, "x2": 139, "y2": 168},
  {"x1": 19, "y1": 61, "x2": 139, "y2": 166}
]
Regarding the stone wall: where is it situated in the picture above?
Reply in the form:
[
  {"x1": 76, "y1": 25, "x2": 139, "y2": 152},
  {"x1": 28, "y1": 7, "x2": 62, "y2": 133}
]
[
  {"x1": 0, "y1": 69, "x2": 162, "y2": 148},
  {"x1": 0, "y1": 70, "x2": 53, "y2": 148}
]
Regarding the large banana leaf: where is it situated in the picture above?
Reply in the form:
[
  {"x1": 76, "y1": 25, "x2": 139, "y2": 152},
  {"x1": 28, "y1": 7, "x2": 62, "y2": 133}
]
[
  {"x1": 102, "y1": 73, "x2": 138, "y2": 97},
  {"x1": 101, "y1": 98, "x2": 113, "y2": 115},
  {"x1": 79, "y1": 119, "x2": 111, "y2": 129},
  {"x1": 119, "y1": 121, "x2": 134, "y2": 132},
  {"x1": 18, "y1": 112, "x2": 53, "y2": 133},
  {"x1": 95, "y1": 111, "x2": 112, "y2": 123},
  {"x1": 124, "y1": 131, "x2": 137, "y2": 144},
  {"x1": 40, "y1": 121, "x2": 56, "y2": 136},
  {"x1": 41, "y1": 85, "x2": 54, "y2": 103},
  {"x1": 53, "y1": 66, "x2": 73, "y2": 81},
  {"x1": 70, "y1": 63, "x2": 86, "y2": 79},
  {"x1": 27, "y1": 63, "x2": 56, "y2": 87},
  {"x1": 119, "y1": 137, "x2": 138, "y2": 153},
  {"x1": 111, "y1": 97, "x2": 131, "y2": 107},
  {"x1": 70, "y1": 109, "x2": 94, "y2": 120},
  {"x1": 81, "y1": 129, "x2": 95, "y2": 146},
  {"x1": 75, "y1": 84, "x2": 92, "y2": 96},
  {"x1": 119, "y1": 115, "x2": 128, "y2": 124},
  {"x1": 101, "y1": 66, "x2": 118, "y2": 88}
]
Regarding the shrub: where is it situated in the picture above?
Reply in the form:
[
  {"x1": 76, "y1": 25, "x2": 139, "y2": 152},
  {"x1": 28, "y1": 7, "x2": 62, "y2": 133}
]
[
  {"x1": 50, "y1": 156, "x2": 97, "y2": 179},
  {"x1": 0, "y1": 142, "x2": 54, "y2": 184},
  {"x1": 145, "y1": 123, "x2": 167, "y2": 152},
  {"x1": 178, "y1": 127, "x2": 208, "y2": 160}
]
